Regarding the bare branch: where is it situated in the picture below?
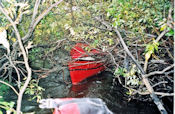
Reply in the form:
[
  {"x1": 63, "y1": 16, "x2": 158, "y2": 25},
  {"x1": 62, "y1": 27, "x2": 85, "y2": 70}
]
[
  {"x1": 155, "y1": 6, "x2": 173, "y2": 42},
  {"x1": 0, "y1": 4, "x2": 32, "y2": 114},
  {"x1": 125, "y1": 86, "x2": 174, "y2": 96},
  {"x1": 152, "y1": 81, "x2": 168, "y2": 88},
  {"x1": 155, "y1": 30, "x2": 167, "y2": 42},
  {"x1": 31, "y1": 0, "x2": 41, "y2": 22},
  {"x1": 5, "y1": 55, "x2": 21, "y2": 88},
  {"x1": 0, "y1": 80, "x2": 19, "y2": 95},
  {"x1": 144, "y1": 65, "x2": 174, "y2": 78},
  {"x1": 22, "y1": 0, "x2": 63, "y2": 43},
  {"x1": 95, "y1": 17, "x2": 168, "y2": 114},
  {"x1": 154, "y1": 92, "x2": 174, "y2": 96}
]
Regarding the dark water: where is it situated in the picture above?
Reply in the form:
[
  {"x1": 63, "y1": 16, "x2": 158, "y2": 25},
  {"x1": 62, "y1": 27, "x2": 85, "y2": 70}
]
[
  {"x1": 33, "y1": 71, "x2": 160, "y2": 114},
  {"x1": 4, "y1": 71, "x2": 168, "y2": 114}
]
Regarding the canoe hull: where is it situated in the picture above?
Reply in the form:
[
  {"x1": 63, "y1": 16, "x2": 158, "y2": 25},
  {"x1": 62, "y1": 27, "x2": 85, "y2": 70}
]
[
  {"x1": 68, "y1": 43, "x2": 106, "y2": 85},
  {"x1": 68, "y1": 61, "x2": 105, "y2": 85}
]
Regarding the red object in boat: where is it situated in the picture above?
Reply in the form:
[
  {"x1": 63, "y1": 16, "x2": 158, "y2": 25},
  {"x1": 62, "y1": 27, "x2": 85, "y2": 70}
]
[
  {"x1": 53, "y1": 98, "x2": 80, "y2": 114},
  {"x1": 68, "y1": 43, "x2": 106, "y2": 85},
  {"x1": 52, "y1": 98, "x2": 112, "y2": 114}
]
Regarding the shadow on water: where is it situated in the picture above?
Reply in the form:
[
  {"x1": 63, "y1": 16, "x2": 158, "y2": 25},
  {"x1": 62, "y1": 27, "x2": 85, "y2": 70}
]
[
  {"x1": 34, "y1": 71, "x2": 160, "y2": 114},
  {"x1": 4, "y1": 71, "x2": 165, "y2": 114}
]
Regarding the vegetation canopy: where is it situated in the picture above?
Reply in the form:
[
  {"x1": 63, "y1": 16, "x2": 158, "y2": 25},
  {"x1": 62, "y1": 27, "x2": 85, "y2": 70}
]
[{"x1": 0, "y1": 0, "x2": 173, "y2": 114}]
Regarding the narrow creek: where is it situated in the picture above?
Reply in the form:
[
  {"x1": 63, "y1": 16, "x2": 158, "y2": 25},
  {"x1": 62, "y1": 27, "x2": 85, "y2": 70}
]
[{"x1": 7, "y1": 71, "x2": 159, "y2": 114}]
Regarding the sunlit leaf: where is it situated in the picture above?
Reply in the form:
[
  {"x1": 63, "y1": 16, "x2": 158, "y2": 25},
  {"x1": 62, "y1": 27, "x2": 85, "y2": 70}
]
[
  {"x1": 9, "y1": 102, "x2": 15, "y2": 108},
  {"x1": 160, "y1": 24, "x2": 167, "y2": 31},
  {"x1": 108, "y1": 38, "x2": 113, "y2": 45},
  {"x1": 11, "y1": 37, "x2": 16, "y2": 43}
]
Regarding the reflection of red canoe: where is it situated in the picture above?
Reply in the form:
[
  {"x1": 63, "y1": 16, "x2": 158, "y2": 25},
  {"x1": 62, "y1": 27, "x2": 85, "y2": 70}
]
[{"x1": 68, "y1": 43, "x2": 106, "y2": 85}]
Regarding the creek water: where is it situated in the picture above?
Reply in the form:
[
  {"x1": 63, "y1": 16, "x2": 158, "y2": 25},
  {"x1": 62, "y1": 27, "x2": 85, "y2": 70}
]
[
  {"x1": 4, "y1": 71, "x2": 161, "y2": 114},
  {"x1": 34, "y1": 71, "x2": 159, "y2": 114}
]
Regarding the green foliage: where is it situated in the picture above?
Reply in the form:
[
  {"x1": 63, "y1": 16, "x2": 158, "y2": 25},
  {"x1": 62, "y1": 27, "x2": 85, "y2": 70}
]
[
  {"x1": 0, "y1": 82, "x2": 10, "y2": 97},
  {"x1": 34, "y1": 11, "x2": 64, "y2": 45},
  {"x1": 145, "y1": 39, "x2": 159, "y2": 61},
  {"x1": 29, "y1": 48, "x2": 42, "y2": 61},
  {"x1": 0, "y1": 96, "x2": 15, "y2": 114},
  {"x1": 24, "y1": 79, "x2": 45, "y2": 102},
  {"x1": 145, "y1": 40, "x2": 159, "y2": 52},
  {"x1": 0, "y1": 81, "x2": 15, "y2": 113},
  {"x1": 126, "y1": 89, "x2": 133, "y2": 95},
  {"x1": 106, "y1": 0, "x2": 171, "y2": 35},
  {"x1": 114, "y1": 65, "x2": 140, "y2": 86},
  {"x1": 114, "y1": 67, "x2": 126, "y2": 77},
  {"x1": 165, "y1": 27, "x2": 174, "y2": 36}
]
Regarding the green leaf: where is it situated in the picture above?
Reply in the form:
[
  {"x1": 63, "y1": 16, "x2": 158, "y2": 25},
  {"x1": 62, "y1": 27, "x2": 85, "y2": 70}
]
[
  {"x1": 165, "y1": 29, "x2": 174, "y2": 36},
  {"x1": 108, "y1": 38, "x2": 114, "y2": 45},
  {"x1": 153, "y1": 40, "x2": 159, "y2": 51},
  {"x1": 160, "y1": 24, "x2": 167, "y2": 31},
  {"x1": 145, "y1": 44, "x2": 154, "y2": 52},
  {"x1": 0, "y1": 101, "x2": 8, "y2": 106},
  {"x1": 9, "y1": 102, "x2": 15, "y2": 108},
  {"x1": 114, "y1": 67, "x2": 126, "y2": 77},
  {"x1": 94, "y1": 40, "x2": 98, "y2": 44}
]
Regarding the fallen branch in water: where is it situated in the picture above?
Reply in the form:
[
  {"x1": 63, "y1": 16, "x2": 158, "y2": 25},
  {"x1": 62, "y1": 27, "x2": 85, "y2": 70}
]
[
  {"x1": 95, "y1": 17, "x2": 168, "y2": 114},
  {"x1": 114, "y1": 27, "x2": 167, "y2": 114}
]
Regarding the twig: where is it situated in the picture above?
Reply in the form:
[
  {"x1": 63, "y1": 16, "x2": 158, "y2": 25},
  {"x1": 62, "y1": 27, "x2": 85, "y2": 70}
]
[
  {"x1": 0, "y1": 105, "x2": 16, "y2": 113},
  {"x1": 32, "y1": 0, "x2": 41, "y2": 22},
  {"x1": 0, "y1": 80, "x2": 19, "y2": 95},
  {"x1": 22, "y1": 0, "x2": 63, "y2": 43},
  {"x1": 144, "y1": 29, "x2": 168, "y2": 73},
  {"x1": 22, "y1": 0, "x2": 41, "y2": 42},
  {"x1": 144, "y1": 65, "x2": 174, "y2": 78},
  {"x1": 150, "y1": 59, "x2": 168, "y2": 64},
  {"x1": 45, "y1": 38, "x2": 66, "y2": 55},
  {"x1": 95, "y1": 17, "x2": 168, "y2": 114},
  {"x1": 143, "y1": 6, "x2": 173, "y2": 73},
  {"x1": 93, "y1": 17, "x2": 156, "y2": 38},
  {"x1": 152, "y1": 81, "x2": 168, "y2": 88},
  {"x1": 114, "y1": 27, "x2": 168, "y2": 114},
  {"x1": 0, "y1": 4, "x2": 32, "y2": 114},
  {"x1": 5, "y1": 55, "x2": 21, "y2": 88},
  {"x1": 124, "y1": 85, "x2": 174, "y2": 96},
  {"x1": 162, "y1": 39, "x2": 174, "y2": 60},
  {"x1": 107, "y1": 51, "x2": 119, "y2": 67},
  {"x1": 0, "y1": 61, "x2": 9, "y2": 73},
  {"x1": 155, "y1": 30, "x2": 167, "y2": 42},
  {"x1": 154, "y1": 92, "x2": 174, "y2": 97},
  {"x1": 144, "y1": 59, "x2": 148, "y2": 73},
  {"x1": 155, "y1": 6, "x2": 172, "y2": 43},
  {"x1": 113, "y1": 26, "x2": 145, "y2": 73},
  {"x1": 167, "y1": 6, "x2": 173, "y2": 29}
]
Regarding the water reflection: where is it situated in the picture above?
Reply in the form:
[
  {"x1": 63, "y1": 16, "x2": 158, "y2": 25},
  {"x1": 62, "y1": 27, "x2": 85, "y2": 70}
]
[{"x1": 4, "y1": 71, "x2": 160, "y2": 114}]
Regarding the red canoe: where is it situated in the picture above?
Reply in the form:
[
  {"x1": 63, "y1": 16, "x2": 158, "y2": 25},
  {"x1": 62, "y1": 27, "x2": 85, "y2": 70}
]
[{"x1": 68, "y1": 43, "x2": 106, "y2": 85}]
